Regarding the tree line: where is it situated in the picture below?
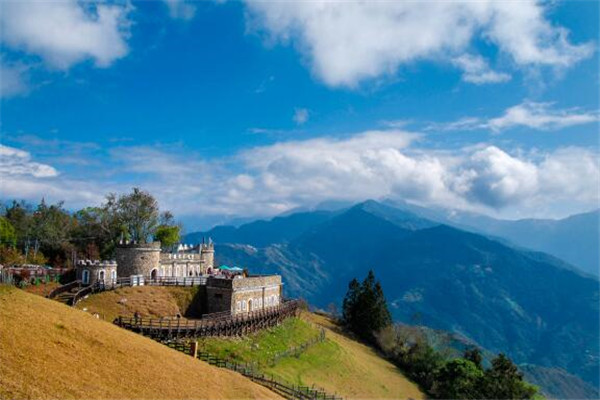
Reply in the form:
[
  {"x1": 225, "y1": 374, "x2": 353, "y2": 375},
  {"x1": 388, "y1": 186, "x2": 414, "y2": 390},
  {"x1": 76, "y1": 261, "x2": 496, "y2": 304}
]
[
  {"x1": 0, "y1": 188, "x2": 180, "y2": 268},
  {"x1": 341, "y1": 271, "x2": 539, "y2": 399}
]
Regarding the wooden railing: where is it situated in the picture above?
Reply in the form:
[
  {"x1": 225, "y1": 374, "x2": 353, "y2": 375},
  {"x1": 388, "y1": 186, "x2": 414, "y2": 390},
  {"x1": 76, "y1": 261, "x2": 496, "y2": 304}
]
[
  {"x1": 115, "y1": 300, "x2": 301, "y2": 339},
  {"x1": 162, "y1": 342, "x2": 342, "y2": 400},
  {"x1": 47, "y1": 280, "x2": 81, "y2": 299},
  {"x1": 49, "y1": 275, "x2": 208, "y2": 305}
]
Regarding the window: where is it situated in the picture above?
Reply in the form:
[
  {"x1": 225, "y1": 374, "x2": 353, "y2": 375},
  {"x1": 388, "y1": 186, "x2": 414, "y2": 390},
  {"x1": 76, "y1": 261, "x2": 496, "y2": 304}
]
[
  {"x1": 111, "y1": 270, "x2": 117, "y2": 283},
  {"x1": 242, "y1": 300, "x2": 247, "y2": 311},
  {"x1": 82, "y1": 269, "x2": 90, "y2": 284},
  {"x1": 236, "y1": 301, "x2": 241, "y2": 312}
]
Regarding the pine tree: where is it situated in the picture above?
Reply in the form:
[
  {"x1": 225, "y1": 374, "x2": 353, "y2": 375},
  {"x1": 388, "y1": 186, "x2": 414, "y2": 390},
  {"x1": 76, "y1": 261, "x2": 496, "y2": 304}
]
[
  {"x1": 342, "y1": 278, "x2": 360, "y2": 327},
  {"x1": 343, "y1": 270, "x2": 392, "y2": 343}
]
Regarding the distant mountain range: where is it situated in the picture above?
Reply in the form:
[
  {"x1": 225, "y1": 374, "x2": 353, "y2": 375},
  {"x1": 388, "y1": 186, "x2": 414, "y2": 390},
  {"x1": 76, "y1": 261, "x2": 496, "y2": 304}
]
[{"x1": 184, "y1": 200, "x2": 599, "y2": 394}]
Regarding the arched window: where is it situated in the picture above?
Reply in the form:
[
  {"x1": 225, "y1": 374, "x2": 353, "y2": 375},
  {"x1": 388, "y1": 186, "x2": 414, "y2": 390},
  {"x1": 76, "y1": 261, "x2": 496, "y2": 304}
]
[
  {"x1": 242, "y1": 300, "x2": 247, "y2": 311},
  {"x1": 82, "y1": 269, "x2": 90, "y2": 284},
  {"x1": 151, "y1": 269, "x2": 157, "y2": 280},
  {"x1": 98, "y1": 269, "x2": 105, "y2": 282},
  {"x1": 111, "y1": 270, "x2": 117, "y2": 283},
  {"x1": 248, "y1": 299, "x2": 253, "y2": 311}
]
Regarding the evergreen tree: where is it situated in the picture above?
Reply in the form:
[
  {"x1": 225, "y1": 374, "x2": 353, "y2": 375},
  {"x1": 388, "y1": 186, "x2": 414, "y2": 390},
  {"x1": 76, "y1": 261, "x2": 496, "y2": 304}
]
[
  {"x1": 342, "y1": 278, "x2": 360, "y2": 327},
  {"x1": 343, "y1": 270, "x2": 392, "y2": 343}
]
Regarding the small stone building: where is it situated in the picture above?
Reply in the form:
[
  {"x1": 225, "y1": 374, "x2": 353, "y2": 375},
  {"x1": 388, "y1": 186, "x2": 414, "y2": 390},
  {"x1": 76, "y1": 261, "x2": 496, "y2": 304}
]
[
  {"x1": 76, "y1": 260, "x2": 118, "y2": 285},
  {"x1": 205, "y1": 275, "x2": 282, "y2": 315}
]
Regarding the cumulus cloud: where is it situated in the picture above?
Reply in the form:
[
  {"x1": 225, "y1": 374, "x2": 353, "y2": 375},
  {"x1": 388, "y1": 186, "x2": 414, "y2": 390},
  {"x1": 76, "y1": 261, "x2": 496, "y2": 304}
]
[
  {"x1": 2, "y1": 131, "x2": 598, "y2": 221},
  {"x1": 244, "y1": 1, "x2": 593, "y2": 87},
  {"x1": 429, "y1": 101, "x2": 599, "y2": 132},
  {"x1": 0, "y1": 0, "x2": 131, "y2": 70}
]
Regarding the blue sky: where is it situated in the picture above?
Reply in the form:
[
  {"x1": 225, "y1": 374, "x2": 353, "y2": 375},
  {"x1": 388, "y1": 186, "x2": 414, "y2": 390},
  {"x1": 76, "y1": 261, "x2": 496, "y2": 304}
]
[{"x1": 0, "y1": 0, "x2": 598, "y2": 230}]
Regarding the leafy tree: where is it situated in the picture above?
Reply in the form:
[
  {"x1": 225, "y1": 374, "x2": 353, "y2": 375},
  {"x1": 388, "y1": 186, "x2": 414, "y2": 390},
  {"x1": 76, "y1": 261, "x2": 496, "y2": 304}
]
[
  {"x1": 0, "y1": 245, "x2": 25, "y2": 266},
  {"x1": 433, "y1": 359, "x2": 483, "y2": 399},
  {"x1": 482, "y1": 353, "x2": 538, "y2": 399},
  {"x1": 3, "y1": 200, "x2": 33, "y2": 245},
  {"x1": 115, "y1": 188, "x2": 159, "y2": 243},
  {"x1": 464, "y1": 346, "x2": 483, "y2": 369},
  {"x1": 0, "y1": 217, "x2": 16, "y2": 247},
  {"x1": 154, "y1": 225, "x2": 180, "y2": 248}
]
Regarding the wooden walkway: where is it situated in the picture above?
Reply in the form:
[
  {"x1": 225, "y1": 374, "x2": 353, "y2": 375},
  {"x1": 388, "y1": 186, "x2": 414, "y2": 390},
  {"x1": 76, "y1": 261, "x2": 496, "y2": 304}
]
[{"x1": 114, "y1": 300, "x2": 301, "y2": 340}]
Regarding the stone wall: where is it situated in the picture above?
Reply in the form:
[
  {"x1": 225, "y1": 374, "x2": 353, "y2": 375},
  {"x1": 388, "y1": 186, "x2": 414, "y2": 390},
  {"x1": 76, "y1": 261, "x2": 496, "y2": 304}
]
[
  {"x1": 232, "y1": 275, "x2": 282, "y2": 315},
  {"x1": 115, "y1": 243, "x2": 161, "y2": 278},
  {"x1": 205, "y1": 277, "x2": 233, "y2": 314},
  {"x1": 204, "y1": 275, "x2": 283, "y2": 315}
]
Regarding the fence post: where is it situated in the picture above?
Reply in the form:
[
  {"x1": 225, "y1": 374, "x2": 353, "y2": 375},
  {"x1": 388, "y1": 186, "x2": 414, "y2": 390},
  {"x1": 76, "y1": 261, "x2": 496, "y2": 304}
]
[{"x1": 190, "y1": 340, "x2": 198, "y2": 358}]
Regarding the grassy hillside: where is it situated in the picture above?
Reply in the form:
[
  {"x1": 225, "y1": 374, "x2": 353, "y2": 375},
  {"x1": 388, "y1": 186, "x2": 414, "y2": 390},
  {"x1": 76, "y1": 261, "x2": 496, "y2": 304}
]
[
  {"x1": 199, "y1": 312, "x2": 424, "y2": 399},
  {"x1": 74, "y1": 286, "x2": 201, "y2": 322},
  {"x1": 0, "y1": 286, "x2": 281, "y2": 400}
]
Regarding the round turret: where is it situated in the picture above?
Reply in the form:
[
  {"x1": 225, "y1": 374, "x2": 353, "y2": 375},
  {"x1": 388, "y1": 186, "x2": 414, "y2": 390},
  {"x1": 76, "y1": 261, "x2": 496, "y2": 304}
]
[{"x1": 115, "y1": 242, "x2": 161, "y2": 278}]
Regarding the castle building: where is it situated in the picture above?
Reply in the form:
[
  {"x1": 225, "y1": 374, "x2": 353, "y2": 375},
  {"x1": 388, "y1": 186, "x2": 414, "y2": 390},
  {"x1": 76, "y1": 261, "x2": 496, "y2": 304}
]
[
  {"x1": 75, "y1": 240, "x2": 283, "y2": 316},
  {"x1": 76, "y1": 260, "x2": 118, "y2": 286},
  {"x1": 206, "y1": 275, "x2": 282, "y2": 315},
  {"x1": 114, "y1": 241, "x2": 215, "y2": 279}
]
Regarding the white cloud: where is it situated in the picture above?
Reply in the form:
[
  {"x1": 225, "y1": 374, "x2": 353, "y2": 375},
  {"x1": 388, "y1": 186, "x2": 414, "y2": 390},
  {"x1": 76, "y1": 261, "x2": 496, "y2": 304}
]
[
  {"x1": 0, "y1": 144, "x2": 58, "y2": 178},
  {"x1": 0, "y1": 1, "x2": 131, "y2": 70},
  {"x1": 452, "y1": 54, "x2": 511, "y2": 85},
  {"x1": 244, "y1": 1, "x2": 593, "y2": 87},
  {"x1": 429, "y1": 101, "x2": 599, "y2": 132},
  {"x1": 0, "y1": 61, "x2": 30, "y2": 98},
  {"x1": 163, "y1": 0, "x2": 197, "y2": 21},
  {"x1": 487, "y1": 102, "x2": 599, "y2": 132},
  {"x1": 2, "y1": 132, "x2": 598, "y2": 221},
  {"x1": 293, "y1": 108, "x2": 309, "y2": 125}
]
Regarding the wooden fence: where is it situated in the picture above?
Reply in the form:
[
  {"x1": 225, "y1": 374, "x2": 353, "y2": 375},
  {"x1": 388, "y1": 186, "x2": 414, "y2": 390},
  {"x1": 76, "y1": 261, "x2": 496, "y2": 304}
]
[
  {"x1": 115, "y1": 300, "x2": 301, "y2": 339},
  {"x1": 47, "y1": 275, "x2": 208, "y2": 305},
  {"x1": 47, "y1": 280, "x2": 81, "y2": 299},
  {"x1": 164, "y1": 341, "x2": 342, "y2": 400}
]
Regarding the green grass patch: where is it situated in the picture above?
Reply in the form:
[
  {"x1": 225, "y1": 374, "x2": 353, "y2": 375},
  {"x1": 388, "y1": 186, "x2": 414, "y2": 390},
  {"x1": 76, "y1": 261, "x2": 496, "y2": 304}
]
[
  {"x1": 197, "y1": 317, "x2": 320, "y2": 366},
  {"x1": 263, "y1": 339, "x2": 342, "y2": 386}
]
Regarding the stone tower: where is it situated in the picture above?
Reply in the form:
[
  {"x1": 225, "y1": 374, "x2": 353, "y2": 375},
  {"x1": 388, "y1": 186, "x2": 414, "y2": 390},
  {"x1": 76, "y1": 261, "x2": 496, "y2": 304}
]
[
  {"x1": 115, "y1": 242, "x2": 161, "y2": 277},
  {"x1": 200, "y1": 242, "x2": 215, "y2": 270}
]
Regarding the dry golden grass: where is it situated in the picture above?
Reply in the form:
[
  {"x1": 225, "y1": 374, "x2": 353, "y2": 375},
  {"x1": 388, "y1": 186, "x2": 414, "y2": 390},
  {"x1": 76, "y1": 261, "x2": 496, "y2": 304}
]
[
  {"x1": 0, "y1": 285, "x2": 282, "y2": 400},
  {"x1": 74, "y1": 286, "x2": 195, "y2": 322},
  {"x1": 262, "y1": 312, "x2": 425, "y2": 400}
]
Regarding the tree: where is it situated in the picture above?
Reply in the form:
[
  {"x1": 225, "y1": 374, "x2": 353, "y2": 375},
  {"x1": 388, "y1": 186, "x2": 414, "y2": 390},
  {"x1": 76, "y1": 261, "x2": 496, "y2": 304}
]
[
  {"x1": 482, "y1": 354, "x2": 538, "y2": 399},
  {"x1": 342, "y1": 270, "x2": 392, "y2": 343},
  {"x1": 154, "y1": 225, "x2": 180, "y2": 249},
  {"x1": 433, "y1": 359, "x2": 483, "y2": 399},
  {"x1": 115, "y1": 188, "x2": 159, "y2": 243},
  {"x1": 464, "y1": 346, "x2": 483, "y2": 369},
  {"x1": 342, "y1": 278, "x2": 360, "y2": 326},
  {"x1": 0, "y1": 217, "x2": 16, "y2": 247}
]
